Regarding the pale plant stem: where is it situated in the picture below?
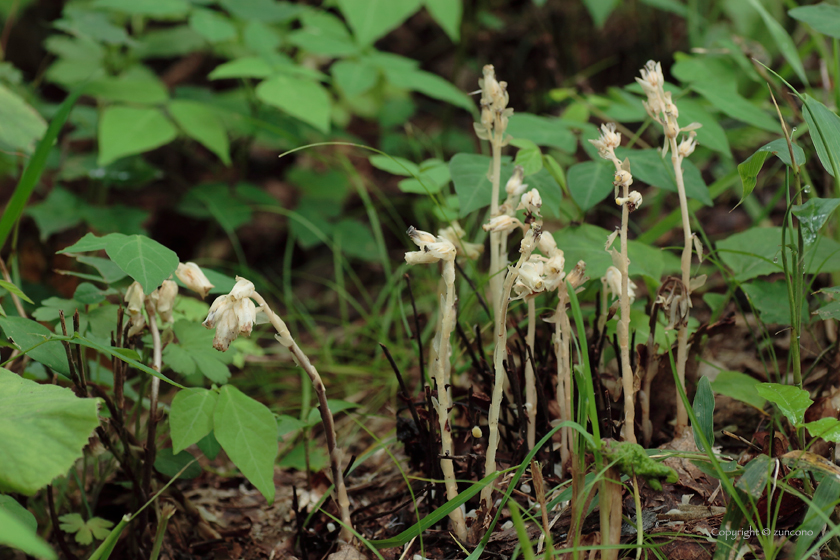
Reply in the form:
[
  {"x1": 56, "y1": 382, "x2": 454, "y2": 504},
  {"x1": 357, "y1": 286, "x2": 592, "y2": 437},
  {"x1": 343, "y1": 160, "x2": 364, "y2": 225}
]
[
  {"x1": 489, "y1": 139, "x2": 503, "y2": 316},
  {"x1": 143, "y1": 301, "x2": 162, "y2": 499},
  {"x1": 525, "y1": 297, "x2": 537, "y2": 449},
  {"x1": 669, "y1": 136, "x2": 692, "y2": 435},
  {"x1": 251, "y1": 292, "x2": 353, "y2": 542},
  {"x1": 555, "y1": 292, "x2": 573, "y2": 471},
  {"x1": 599, "y1": 466, "x2": 622, "y2": 560},
  {"x1": 433, "y1": 259, "x2": 468, "y2": 541},
  {"x1": 618, "y1": 179, "x2": 636, "y2": 444},
  {"x1": 633, "y1": 474, "x2": 643, "y2": 560},
  {"x1": 481, "y1": 234, "x2": 536, "y2": 514}
]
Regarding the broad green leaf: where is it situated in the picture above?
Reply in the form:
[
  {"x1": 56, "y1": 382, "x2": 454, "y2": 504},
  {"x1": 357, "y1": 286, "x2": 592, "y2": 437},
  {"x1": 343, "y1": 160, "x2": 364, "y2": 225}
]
[
  {"x1": 717, "y1": 226, "x2": 840, "y2": 281},
  {"x1": 98, "y1": 106, "x2": 177, "y2": 166},
  {"x1": 677, "y1": 98, "x2": 731, "y2": 157},
  {"x1": 243, "y1": 20, "x2": 281, "y2": 55},
  {"x1": 397, "y1": 159, "x2": 450, "y2": 194},
  {"x1": 424, "y1": 0, "x2": 461, "y2": 41},
  {"x1": 136, "y1": 25, "x2": 205, "y2": 59},
  {"x1": 0, "y1": 368, "x2": 99, "y2": 495},
  {"x1": 692, "y1": 376, "x2": 715, "y2": 453},
  {"x1": 756, "y1": 138, "x2": 806, "y2": 167},
  {"x1": 794, "y1": 474, "x2": 840, "y2": 558},
  {"x1": 214, "y1": 385, "x2": 278, "y2": 503},
  {"x1": 0, "y1": 84, "x2": 82, "y2": 251},
  {"x1": 169, "y1": 100, "x2": 231, "y2": 165},
  {"x1": 0, "y1": 495, "x2": 36, "y2": 532},
  {"x1": 582, "y1": 0, "x2": 618, "y2": 27},
  {"x1": 288, "y1": 12, "x2": 358, "y2": 56},
  {"x1": 85, "y1": 77, "x2": 168, "y2": 104},
  {"x1": 277, "y1": 414, "x2": 309, "y2": 437},
  {"x1": 736, "y1": 150, "x2": 770, "y2": 207},
  {"x1": 566, "y1": 161, "x2": 613, "y2": 212},
  {"x1": 76, "y1": 255, "x2": 127, "y2": 283},
  {"x1": 73, "y1": 283, "x2": 108, "y2": 305},
  {"x1": 0, "y1": 84, "x2": 47, "y2": 154},
  {"x1": 0, "y1": 280, "x2": 32, "y2": 304},
  {"x1": 736, "y1": 455, "x2": 771, "y2": 498},
  {"x1": 92, "y1": 0, "x2": 190, "y2": 17},
  {"x1": 331, "y1": 60, "x2": 378, "y2": 98},
  {"x1": 163, "y1": 320, "x2": 232, "y2": 384},
  {"x1": 792, "y1": 198, "x2": 840, "y2": 246},
  {"x1": 638, "y1": 0, "x2": 688, "y2": 16},
  {"x1": 218, "y1": 0, "x2": 300, "y2": 22},
  {"x1": 82, "y1": 204, "x2": 149, "y2": 235},
  {"x1": 449, "y1": 153, "x2": 513, "y2": 217},
  {"x1": 522, "y1": 168, "x2": 563, "y2": 219},
  {"x1": 337, "y1": 0, "x2": 422, "y2": 46},
  {"x1": 691, "y1": 82, "x2": 780, "y2": 133},
  {"x1": 306, "y1": 399, "x2": 359, "y2": 427},
  {"x1": 180, "y1": 184, "x2": 252, "y2": 231},
  {"x1": 104, "y1": 234, "x2": 179, "y2": 293},
  {"x1": 506, "y1": 113, "x2": 577, "y2": 153},
  {"x1": 0, "y1": 505, "x2": 56, "y2": 560},
  {"x1": 58, "y1": 232, "x2": 116, "y2": 254},
  {"x1": 256, "y1": 75, "x2": 331, "y2": 133},
  {"x1": 171, "y1": 388, "x2": 218, "y2": 453},
  {"x1": 741, "y1": 279, "x2": 806, "y2": 326},
  {"x1": 368, "y1": 155, "x2": 419, "y2": 176},
  {"x1": 333, "y1": 219, "x2": 378, "y2": 260},
  {"x1": 553, "y1": 223, "x2": 668, "y2": 282},
  {"x1": 189, "y1": 8, "x2": 237, "y2": 43},
  {"x1": 755, "y1": 382, "x2": 812, "y2": 427},
  {"x1": 25, "y1": 187, "x2": 84, "y2": 240},
  {"x1": 814, "y1": 300, "x2": 840, "y2": 320},
  {"x1": 614, "y1": 148, "x2": 712, "y2": 206},
  {"x1": 55, "y1": 6, "x2": 132, "y2": 45},
  {"x1": 746, "y1": 0, "x2": 808, "y2": 85},
  {"x1": 790, "y1": 4, "x2": 840, "y2": 38},
  {"x1": 510, "y1": 138, "x2": 543, "y2": 176},
  {"x1": 710, "y1": 370, "x2": 766, "y2": 410},
  {"x1": 384, "y1": 67, "x2": 473, "y2": 112},
  {"x1": 0, "y1": 317, "x2": 70, "y2": 376},
  {"x1": 802, "y1": 94, "x2": 840, "y2": 177},
  {"x1": 209, "y1": 57, "x2": 273, "y2": 80},
  {"x1": 197, "y1": 431, "x2": 221, "y2": 460},
  {"x1": 154, "y1": 448, "x2": 201, "y2": 479},
  {"x1": 804, "y1": 417, "x2": 840, "y2": 442},
  {"x1": 59, "y1": 513, "x2": 114, "y2": 545}
]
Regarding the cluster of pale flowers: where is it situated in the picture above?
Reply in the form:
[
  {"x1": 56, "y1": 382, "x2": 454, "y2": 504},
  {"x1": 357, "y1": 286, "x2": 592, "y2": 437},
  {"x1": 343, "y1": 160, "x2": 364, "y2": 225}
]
[
  {"x1": 482, "y1": 166, "x2": 542, "y2": 235},
  {"x1": 203, "y1": 277, "x2": 260, "y2": 351},
  {"x1": 474, "y1": 64, "x2": 513, "y2": 142},
  {"x1": 636, "y1": 60, "x2": 700, "y2": 157},
  {"x1": 603, "y1": 265, "x2": 637, "y2": 304},
  {"x1": 589, "y1": 123, "x2": 644, "y2": 212},
  {"x1": 123, "y1": 262, "x2": 215, "y2": 337}
]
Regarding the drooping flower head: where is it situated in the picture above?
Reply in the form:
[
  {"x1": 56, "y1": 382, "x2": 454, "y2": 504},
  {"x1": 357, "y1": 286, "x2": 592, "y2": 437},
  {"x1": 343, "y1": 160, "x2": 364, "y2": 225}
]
[
  {"x1": 176, "y1": 262, "x2": 214, "y2": 298},
  {"x1": 203, "y1": 276, "x2": 257, "y2": 351}
]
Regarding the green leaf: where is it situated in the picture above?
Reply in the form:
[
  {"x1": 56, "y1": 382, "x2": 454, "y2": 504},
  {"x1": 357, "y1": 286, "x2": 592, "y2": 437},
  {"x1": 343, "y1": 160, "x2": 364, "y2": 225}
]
[
  {"x1": 755, "y1": 382, "x2": 812, "y2": 427},
  {"x1": 337, "y1": 0, "x2": 422, "y2": 46},
  {"x1": 25, "y1": 187, "x2": 84, "y2": 241},
  {"x1": 218, "y1": 0, "x2": 299, "y2": 22},
  {"x1": 82, "y1": 204, "x2": 149, "y2": 235},
  {"x1": 0, "y1": 317, "x2": 70, "y2": 376},
  {"x1": 59, "y1": 513, "x2": 114, "y2": 545},
  {"x1": 163, "y1": 320, "x2": 232, "y2": 384},
  {"x1": 736, "y1": 455, "x2": 771, "y2": 498},
  {"x1": 691, "y1": 82, "x2": 780, "y2": 133},
  {"x1": 0, "y1": 84, "x2": 82, "y2": 251},
  {"x1": 449, "y1": 153, "x2": 513, "y2": 217},
  {"x1": 55, "y1": 6, "x2": 132, "y2": 45},
  {"x1": 397, "y1": 159, "x2": 450, "y2": 194},
  {"x1": 746, "y1": 0, "x2": 808, "y2": 85},
  {"x1": 0, "y1": 84, "x2": 47, "y2": 154},
  {"x1": 209, "y1": 57, "x2": 273, "y2": 80},
  {"x1": 98, "y1": 106, "x2": 178, "y2": 166},
  {"x1": 511, "y1": 138, "x2": 543, "y2": 176},
  {"x1": 814, "y1": 300, "x2": 840, "y2": 320},
  {"x1": 197, "y1": 431, "x2": 221, "y2": 460},
  {"x1": 0, "y1": 368, "x2": 99, "y2": 495},
  {"x1": 741, "y1": 279, "x2": 806, "y2": 326},
  {"x1": 582, "y1": 0, "x2": 618, "y2": 27},
  {"x1": 136, "y1": 25, "x2": 205, "y2": 59},
  {"x1": 804, "y1": 417, "x2": 840, "y2": 442},
  {"x1": 180, "y1": 184, "x2": 252, "y2": 231},
  {"x1": 692, "y1": 376, "x2": 715, "y2": 453},
  {"x1": 0, "y1": 504, "x2": 56, "y2": 560},
  {"x1": 255, "y1": 75, "x2": 331, "y2": 133},
  {"x1": 614, "y1": 148, "x2": 712, "y2": 206},
  {"x1": 154, "y1": 448, "x2": 201, "y2": 479},
  {"x1": 105, "y1": 234, "x2": 179, "y2": 294},
  {"x1": 76, "y1": 255, "x2": 128, "y2": 283},
  {"x1": 85, "y1": 77, "x2": 169, "y2": 104},
  {"x1": 368, "y1": 155, "x2": 419, "y2": 176},
  {"x1": 424, "y1": 0, "x2": 461, "y2": 41},
  {"x1": 170, "y1": 388, "x2": 218, "y2": 453},
  {"x1": 794, "y1": 474, "x2": 840, "y2": 558},
  {"x1": 0, "y1": 280, "x2": 32, "y2": 304},
  {"x1": 790, "y1": 4, "x2": 840, "y2": 38},
  {"x1": 566, "y1": 161, "x2": 613, "y2": 212},
  {"x1": 792, "y1": 198, "x2": 840, "y2": 247},
  {"x1": 58, "y1": 232, "x2": 116, "y2": 254},
  {"x1": 214, "y1": 385, "x2": 278, "y2": 503},
  {"x1": 736, "y1": 150, "x2": 770, "y2": 207},
  {"x1": 717, "y1": 226, "x2": 840, "y2": 281},
  {"x1": 92, "y1": 0, "x2": 190, "y2": 17},
  {"x1": 384, "y1": 67, "x2": 473, "y2": 112},
  {"x1": 0, "y1": 495, "x2": 36, "y2": 532},
  {"x1": 73, "y1": 283, "x2": 108, "y2": 305},
  {"x1": 169, "y1": 100, "x2": 231, "y2": 165},
  {"x1": 677, "y1": 98, "x2": 731, "y2": 157},
  {"x1": 711, "y1": 370, "x2": 766, "y2": 411},
  {"x1": 801, "y1": 94, "x2": 840, "y2": 177},
  {"x1": 189, "y1": 8, "x2": 237, "y2": 43},
  {"x1": 331, "y1": 60, "x2": 378, "y2": 98},
  {"x1": 333, "y1": 219, "x2": 378, "y2": 260},
  {"x1": 756, "y1": 138, "x2": 806, "y2": 167},
  {"x1": 506, "y1": 113, "x2": 577, "y2": 153}
]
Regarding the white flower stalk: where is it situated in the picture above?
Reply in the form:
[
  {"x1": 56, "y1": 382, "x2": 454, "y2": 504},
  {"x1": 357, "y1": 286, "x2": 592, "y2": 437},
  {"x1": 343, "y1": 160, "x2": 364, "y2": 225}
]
[
  {"x1": 474, "y1": 64, "x2": 514, "y2": 320},
  {"x1": 204, "y1": 278, "x2": 354, "y2": 542},
  {"x1": 175, "y1": 262, "x2": 214, "y2": 298},
  {"x1": 590, "y1": 123, "x2": 640, "y2": 444},
  {"x1": 404, "y1": 227, "x2": 468, "y2": 542},
  {"x1": 124, "y1": 281, "x2": 146, "y2": 337},
  {"x1": 482, "y1": 225, "x2": 541, "y2": 515},
  {"x1": 150, "y1": 280, "x2": 178, "y2": 324},
  {"x1": 636, "y1": 60, "x2": 702, "y2": 436}
]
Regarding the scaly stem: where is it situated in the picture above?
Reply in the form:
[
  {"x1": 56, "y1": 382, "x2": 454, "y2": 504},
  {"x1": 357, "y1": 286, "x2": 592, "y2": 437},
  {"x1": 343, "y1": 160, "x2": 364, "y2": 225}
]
[
  {"x1": 481, "y1": 231, "x2": 537, "y2": 515},
  {"x1": 489, "y1": 139, "x2": 503, "y2": 316},
  {"x1": 143, "y1": 301, "x2": 162, "y2": 500},
  {"x1": 554, "y1": 292, "x2": 573, "y2": 472},
  {"x1": 433, "y1": 259, "x2": 468, "y2": 541},
  {"x1": 251, "y1": 292, "x2": 353, "y2": 542},
  {"x1": 525, "y1": 297, "x2": 537, "y2": 449},
  {"x1": 669, "y1": 136, "x2": 692, "y2": 435},
  {"x1": 618, "y1": 180, "x2": 636, "y2": 443}
]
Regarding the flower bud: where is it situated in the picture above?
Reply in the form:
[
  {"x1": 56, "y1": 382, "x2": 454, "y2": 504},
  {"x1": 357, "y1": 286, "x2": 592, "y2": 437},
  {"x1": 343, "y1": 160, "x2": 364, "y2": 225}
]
[
  {"x1": 230, "y1": 276, "x2": 255, "y2": 300},
  {"x1": 407, "y1": 226, "x2": 436, "y2": 247},
  {"x1": 176, "y1": 262, "x2": 215, "y2": 299},
  {"x1": 151, "y1": 280, "x2": 178, "y2": 323},
  {"x1": 483, "y1": 215, "x2": 521, "y2": 233},
  {"x1": 505, "y1": 166, "x2": 528, "y2": 198},
  {"x1": 517, "y1": 189, "x2": 542, "y2": 215}
]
